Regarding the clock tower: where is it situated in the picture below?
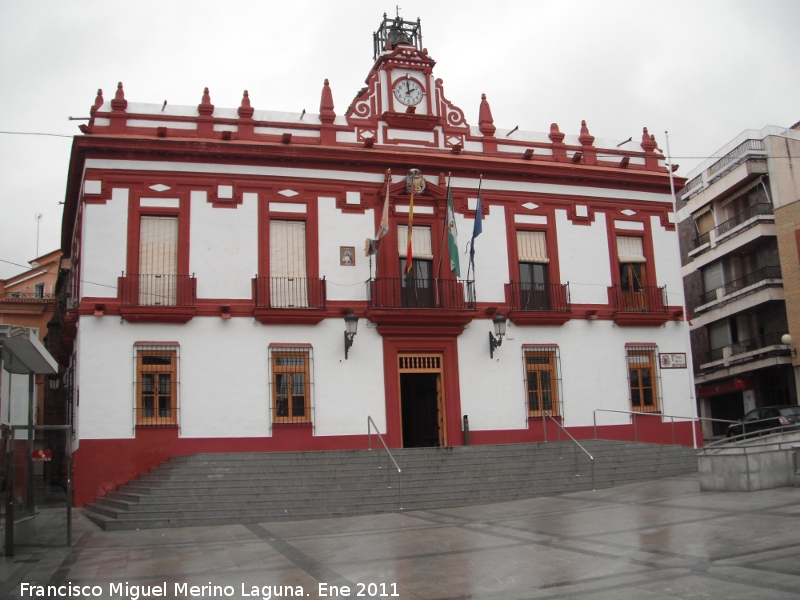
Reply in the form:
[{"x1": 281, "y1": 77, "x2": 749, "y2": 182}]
[{"x1": 345, "y1": 14, "x2": 470, "y2": 149}]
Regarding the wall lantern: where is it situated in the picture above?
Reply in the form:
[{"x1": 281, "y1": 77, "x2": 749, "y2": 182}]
[
  {"x1": 489, "y1": 312, "x2": 507, "y2": 358},
  {"x1": 344, "y1": 310, "x2": 358, "y2": 359},
  {"x1": 48, "y1": 374, "x2": 60, "y2": 390},
  {"x1": 781, "y1": 333, "x2": 796, "y2": 356}
]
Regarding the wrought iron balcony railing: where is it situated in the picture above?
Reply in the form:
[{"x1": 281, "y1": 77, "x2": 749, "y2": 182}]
[
  {"x1": 0, "y1": 292, "x2": 55, "y2": 302},
  {"x1": 700, "y1": 331, "x2": 789, "y2": 367},
  {"x1": 508, "y1": 282, "x2": 570, "y2": 312},
  {"x1": 700, "y1": 265, "x2": 781, "y2": 305},
  {"x1": 120, "y1": 274, "x2": 196, "y2": 307},
  {"x1": 253, "y1": 277, "x2": 326, "y2": 309},
  {"x1": 368, "y1": 278, "x2": 476, "y2": 309},
  {"x1": 609, "y1": 285, "x2": 667, "y2": 313},
  {"x1": 713, "y1": 203, "x2": 773, "y2": 238}
]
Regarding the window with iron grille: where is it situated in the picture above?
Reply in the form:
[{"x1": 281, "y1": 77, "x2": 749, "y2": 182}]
[
  {"x1": 626, "y1": 345, "x2": 661, "y2": 413},
  {"x1": 523, "y1": 345, "x2": 562, "y2": 417},
  {"x1": 134, "y1": 344, "x2": 179, "y2": 426},
  {"x1": 269, "y1": 346, "x2": 313, "y2": 425}
]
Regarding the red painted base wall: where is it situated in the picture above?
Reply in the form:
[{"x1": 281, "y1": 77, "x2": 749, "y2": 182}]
[{"x1": 72, "y1": 418, "x2": 703, "y2": 507}]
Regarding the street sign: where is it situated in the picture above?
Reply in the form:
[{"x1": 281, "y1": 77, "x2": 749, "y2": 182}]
[{"x1": 659, "y1": 353, "x2": 687, "y2": 369}]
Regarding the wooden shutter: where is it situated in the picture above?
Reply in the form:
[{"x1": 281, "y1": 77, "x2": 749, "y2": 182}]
[
  {"x1": 139, "y1": 216, "x2": 178, "y2": 305},
  {"x1": 617, "y1": 236, "x2": 646, "y2": 263},
  {"x1": 517, "y1": 231, "x2": 549, "y2": 263},
  {"x1": 398, "y1": 225, "x2": 433, "y2": 259},
  {"x1": 270, "y1": 220, "x2": 307, "y2": 307}
]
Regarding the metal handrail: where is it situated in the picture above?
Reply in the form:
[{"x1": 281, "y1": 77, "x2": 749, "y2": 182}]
[
  {"x1": 592, "y1": 408, "x2": 731, "y2": 449},
  {"x1": 542, "y1": 412, "x2": 594, "y2": 490},
  {"x1": 703, "y1": 420, "x2": 800, "y2": 448},
  {"x1": 367, "y1": 416, "x2": 402, "y2": 510}
]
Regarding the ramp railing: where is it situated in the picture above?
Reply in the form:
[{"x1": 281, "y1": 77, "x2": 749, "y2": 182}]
[{"x1": 543, "y1": 412, "x2": 595, "y2": 490}]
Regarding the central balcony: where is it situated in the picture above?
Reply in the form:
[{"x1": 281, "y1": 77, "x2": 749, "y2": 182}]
[
  {"x1": 118, "y1": 273, "x2": 197, "y2": 323},
  {"x1": 366, "y1": 278, "x2": 476, "y2": 328},
  {"x1": 505, "y1": 282, "x2": 572, "y2": 325}
]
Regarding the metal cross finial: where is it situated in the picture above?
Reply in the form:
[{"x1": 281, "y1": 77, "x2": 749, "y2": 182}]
[{"x1": 396, "y1": 5, "x2": 401, "y2": 17}]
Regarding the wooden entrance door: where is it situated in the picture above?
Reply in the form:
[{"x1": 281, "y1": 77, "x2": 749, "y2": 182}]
[{"x1": 398, "y1": 354, "x2": 446, "y2": 447}]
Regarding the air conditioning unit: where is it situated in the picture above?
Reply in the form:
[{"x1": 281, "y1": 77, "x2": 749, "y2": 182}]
[{"x1": 66, "y1": 298, "x2": 79, "y2": 309}]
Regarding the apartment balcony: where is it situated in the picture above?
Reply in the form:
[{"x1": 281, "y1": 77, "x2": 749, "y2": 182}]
[
  {"x1": 687, "y1": 203, "x2": 774, "y2": 258},
  {"x1": 118, "y1": 274, "x2": 197, "y2": 323},
  {"x1": 0, "y1": 292, "x2": 55, "y2": 302},
  {"x1": 696, "y1": 331, "x2": 791, "y2": 375},
  {"x1": 608, "y1": 285, "x2": 672, "y2": 326},
  {"x1": 697, "y1": 266, "x2": 781, "y2": 314},
  {"x1": 682, "y1": 139, "x2": 767, "y2": 203},
  {"x1": 252, "y1": 276, "x2": 327, "y2": 325},
  {"x1": 505, "y1": 282, "x2": 571, "y2": 325},
  {"x1": 366, "y1": 277, "x2": 476, "y2": 328}
]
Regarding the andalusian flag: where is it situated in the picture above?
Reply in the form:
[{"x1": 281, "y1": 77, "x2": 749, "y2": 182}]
[
  {"x1": 445, "y1": 179, "x2": 460, "y2": 277},
  {"x1": 404, "y1": 191, "x2": 415, "y2": 274}
]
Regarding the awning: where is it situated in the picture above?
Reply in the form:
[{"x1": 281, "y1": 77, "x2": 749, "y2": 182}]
[{"x1": 0, "y1": 325, "x2": 58, "y2": 375}]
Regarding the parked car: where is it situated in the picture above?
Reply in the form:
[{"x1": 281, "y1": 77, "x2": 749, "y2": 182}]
[{"x1": 726, "y1": 406, "x2": 800, "y2": 438}]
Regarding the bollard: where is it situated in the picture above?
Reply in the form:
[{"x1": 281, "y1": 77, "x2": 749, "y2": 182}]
[{"x1": 463, "y1": 415, "x2": 470, "y2": 446}]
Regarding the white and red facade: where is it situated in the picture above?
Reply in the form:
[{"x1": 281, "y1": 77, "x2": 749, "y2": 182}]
[{"x1": 59, "y1": 20, "x2": 699, "y2": 506}]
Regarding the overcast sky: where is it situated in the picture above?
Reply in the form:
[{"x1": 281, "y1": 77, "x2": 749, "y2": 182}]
[{"x1": 1, "y1": 0, "x2": 798, "y2": 279}]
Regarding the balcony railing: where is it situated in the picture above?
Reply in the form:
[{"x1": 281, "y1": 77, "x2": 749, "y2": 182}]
[
  {"x1": 713, "y1": 203, "x2": 773, "y2": 239},
  {"x1": 253, "y1": 277, "x2": 326, "y2": 309},
  {"x1": 0, "y1": 292, "x2": 55, "y2": 302},
  {"x1": 508, "y1": 282, "x2": 570, "y2": 312},
  {"x1": 706, "y1": 139, "x2": 765, "y2": 179},
  {"x1": 700, "y1": 265, "x2": 781, "y2": 305},
  {"x1": 369, "y1": 278, "x2": 476, "y2": 309},
  {"x1": 609, "y1": 285, "x2": 667, "y2": 313},
  {"x1": 700, "y1": 331, "x2": 789, "y2": 367},
  {"x1": 120, "y1": 274, "x2": 196, "y2": 307}
]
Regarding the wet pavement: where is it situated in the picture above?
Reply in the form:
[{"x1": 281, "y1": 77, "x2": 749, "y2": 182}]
[{"x1": 1, "y1": 474, "x2": 798, "y2": 599}]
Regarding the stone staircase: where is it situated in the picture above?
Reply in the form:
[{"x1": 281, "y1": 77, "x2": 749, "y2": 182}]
[{"x1": 83, "y1": 440, "x2": 698, "y2": 530}]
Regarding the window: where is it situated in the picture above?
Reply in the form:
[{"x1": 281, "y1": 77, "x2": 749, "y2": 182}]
[
  {"x1": 270, "y1": 220, "x2": 308, "y2": 307},
  {"x1": 138, "y1": 216, "x2": 178, "y2": 305},
  {"x1": 398, "y1": 225, "x2": 433, "y2": 308},
  {"x1": 617, "y1": 236, "x2": 651, "y2": 311},
  {"x1": 135, "y1": 346, "x2": 178, "y2": 426},
  {"x1": 626, "y1": 345, "x2": 660, "y2": 413},
  {"x1": 270, "y1": 347, "x2": 313, "y2": 425},
  {"x1": 517, "y1": 231, "x2": 550, "y2": 310},
  {"x1": 34, "y1": 282, "x2": 45, "y2": 298},
  {"x1": 523, "y1": 346, "x2": 561, "y2": 417}
]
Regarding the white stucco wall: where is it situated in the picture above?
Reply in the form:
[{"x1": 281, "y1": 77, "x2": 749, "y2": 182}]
[
  {"x1": 650, "y1": 216, "x2": 685, "y2": 307},
  {"x1": 190, "y1": 192, "x2": 258, "y2": 299},
  {"x1": 555, "y1": 210, "x2": 612, "y2": 304},
  {"x1": 458, "y1": 319, "x2": 696, "y2": 432},
  {"x1": 466, "y1": 205, "x2": 509, "y2": 302},
  {"x1": 81, "y1": 187, "x2": 129, "y2": 298},
  {"x1": 76, "y1": 315, "x2": 386, "y2": 440},
  {"x1": 317, "y1": 197, "x2": 374, "y2": 301}
]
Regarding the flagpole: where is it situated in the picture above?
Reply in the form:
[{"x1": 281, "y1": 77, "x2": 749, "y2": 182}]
[
  {"x1": 468, "y1": 175, "x2": 483, "y2": 283},
  {"x1": 435, "y1": 172, "x2": 451, "y2": 282}
]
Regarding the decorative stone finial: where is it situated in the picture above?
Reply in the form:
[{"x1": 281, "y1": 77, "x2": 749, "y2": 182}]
[
  {"x1": 198, "y1": 87, "x2": 214, "y2": 116},
  {"x1": 640, "y1": 127, "x2": 657, "y2": 152},
  {"x1": 579, "y1": 120, "x2": 595, "y2": 146},
  {"x1": 238, "y1": 90, "x2": 254, "y2": 119},
  {"x1": 110, "y1": 82, "x2": 127, "y2": 111},
  {"x1": 91, "y1": 89, "x2": 104, "y2": 115},
  {"x1": 478, "y1": 93, "x2": 496, "y2": 137},
  {"x1": 548, "y1": 123, "x2": 565, "y2": 144},
  {"x1": 319, "y1": 79, "x2": 336, "y2": 124}
]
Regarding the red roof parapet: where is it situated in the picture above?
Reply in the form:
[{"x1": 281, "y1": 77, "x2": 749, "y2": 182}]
[
  {"x1": 478, "y1": 93, "x2": 497, "y2": 152},
  {"x1": 579, "y1": 120, "x2": 596, "y2": 165},
  {"x1": 238, "y1": 90, "x2": 254, "y2": 140},
  {"x1": 320, "y1": 79, "x2": 336, "y2": 145},
  {"x1": 548, "y1": 123, "x2": 566, "y2": 162},
  {"x1": 109, "y1": 82, "x2": 127, "y2": 134},
  {"x1": 198, "y1": 87, "x2": 214, "y2": 137},
  {"x1": 640, "y1": 127, "x2": 661, "y2": 170}
]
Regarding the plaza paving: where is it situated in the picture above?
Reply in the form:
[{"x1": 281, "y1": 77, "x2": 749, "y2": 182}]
[{"x1": 1, "y1": 474, "x2": 799, "y2": 599}]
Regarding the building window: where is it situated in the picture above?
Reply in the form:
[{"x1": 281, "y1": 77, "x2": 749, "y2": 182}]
[
  {"x1": 398, "y1": 225, "x2": 434, "y2": 308},
  {"x1": 626, "y1": 345, "x2": 660, "y2": 413},
  {"x1": 138, "y1": 216, "x2": 178, "y2": 306},
  {"x1": 517, "y1": 231, "x2": 550, "y2": 310},
  {"x1": 135, "y1": 345, "x2": 178, "y2": 426},
  {"x1": 617, "y1": 235, "x2": 651, "y2": 310},
  {"x1": 523, "y1": 346, "x2": 561, "y2": 417},
  {"x1": 270, "y1": 220, "x2": 308, "y2": 307},
  {"x1": 270, "y1": 346, "x2": 313, "y2": 425},
  {"x1": 34, "y1": 282, "x2": 45, "y2": 298}
]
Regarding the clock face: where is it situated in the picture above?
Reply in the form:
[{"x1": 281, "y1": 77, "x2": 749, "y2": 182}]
[{"x1": 393, "y1": 78, "x2": 423, "y2": 106}]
